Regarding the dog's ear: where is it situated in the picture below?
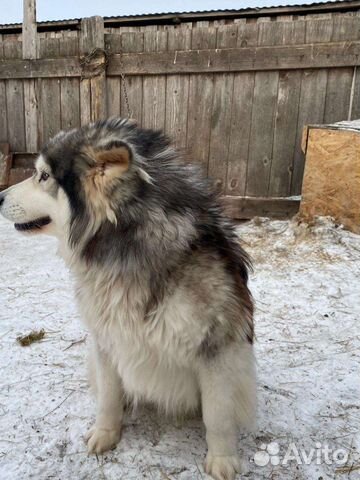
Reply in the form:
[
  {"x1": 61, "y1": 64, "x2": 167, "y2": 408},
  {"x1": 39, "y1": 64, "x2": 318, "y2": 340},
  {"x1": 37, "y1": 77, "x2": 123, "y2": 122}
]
[
  {"x1": 83, "y1": 143, "x2": 133, "y2": 225},
  {"x1": 90, "y1": 144, "x2": 131, "y2": 180}
]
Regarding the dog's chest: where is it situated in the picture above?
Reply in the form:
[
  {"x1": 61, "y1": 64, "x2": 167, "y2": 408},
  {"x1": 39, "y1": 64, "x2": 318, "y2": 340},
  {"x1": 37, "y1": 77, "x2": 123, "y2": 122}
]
[
  {"x1": 75, "y1": 270, "x2": 204, "y2": 411},
  {"x1": 75, "y1": 266, "x2": 208, "y2": 352}
]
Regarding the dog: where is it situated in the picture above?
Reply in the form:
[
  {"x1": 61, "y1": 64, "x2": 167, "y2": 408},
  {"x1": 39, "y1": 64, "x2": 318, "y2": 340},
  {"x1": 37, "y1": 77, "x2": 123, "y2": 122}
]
[{"x1": 0, "y1": 118, "x2": 256, "y2": 480}]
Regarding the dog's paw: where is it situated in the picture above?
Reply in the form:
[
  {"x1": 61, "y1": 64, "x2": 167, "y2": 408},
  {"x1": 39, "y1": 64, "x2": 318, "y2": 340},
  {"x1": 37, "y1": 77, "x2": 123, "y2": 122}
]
[
  {"x1": 204, "y1": 454, "x2": 242, "y2": 480},
  {"x1": 85, "y1": 426, "x2": 121, "y2": 454}
]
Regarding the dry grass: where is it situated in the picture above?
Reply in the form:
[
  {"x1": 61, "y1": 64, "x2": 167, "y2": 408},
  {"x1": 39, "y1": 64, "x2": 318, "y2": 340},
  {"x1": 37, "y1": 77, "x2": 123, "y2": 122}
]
[
  {"x1": 16, "y1": 329, "x2": 45, "y2": 347},
  {"x1": 335, "y1": 464, "x2": 360, "y2": 474}
]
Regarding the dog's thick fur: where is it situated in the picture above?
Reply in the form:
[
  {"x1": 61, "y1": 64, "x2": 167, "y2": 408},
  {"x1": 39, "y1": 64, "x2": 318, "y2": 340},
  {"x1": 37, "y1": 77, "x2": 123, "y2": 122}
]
[{"x1": 0, "y1": 118, "x2": 256, "y2": 480}]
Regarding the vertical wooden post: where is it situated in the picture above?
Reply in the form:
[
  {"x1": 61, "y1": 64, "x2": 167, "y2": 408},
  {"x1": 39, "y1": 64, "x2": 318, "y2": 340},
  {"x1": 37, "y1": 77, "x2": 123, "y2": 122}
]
[
  {"x1": 23, "y1": 0, "x2": 38, "y2": 152},
  {"x1": 80, "y1": 16, "x2": 107, "y2": 123},
  {"x1": 23, "y1": 0, "x2": 37, "y2": 59}
]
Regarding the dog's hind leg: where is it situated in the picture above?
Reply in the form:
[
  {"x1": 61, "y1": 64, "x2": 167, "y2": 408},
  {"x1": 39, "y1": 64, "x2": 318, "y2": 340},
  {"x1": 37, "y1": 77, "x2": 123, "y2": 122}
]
[
  {"x1": 197, "y1": 342, "x2": 256, "y2": 480},
  {"x1": 85, "y1": 342, "x2": 124, "y2": 454}
]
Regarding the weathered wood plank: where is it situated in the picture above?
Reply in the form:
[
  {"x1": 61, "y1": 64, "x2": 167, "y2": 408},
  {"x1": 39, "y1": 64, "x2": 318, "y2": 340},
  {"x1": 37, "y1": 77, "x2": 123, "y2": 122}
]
[
  {"x1": 0, "y1": 57, "x2": 80, "y2": 79},
  {"x1": 23, "y1": 79, "x2": 38, "y2": 151},
  {"x1": 80, "y1": 17, "x2": 106, "y2": 122},
  {"x1": 237, "y1": 23, "x2": 259, "y2": 47},
  {"x1": 143, "y1": 30, "x2": 168, "y2": 51},
  {"x1": 39, "y1": 78, "x2": 61, "y2": 144},
  {"x1": 206, "y1": 73, "x2": 232, "y2": 190},
  {"x1": 0, "y1": 35, "x2": 4, "y2": 60},
  {"x1": 167, "y1": 27, "x2": 191, "y2": 51},
  {"x1": 246, "y1": 71, "x2": 279, "y2": 196},
  {"x1": 8, "y1": 167, "x2": 33, "y2": 186},
  {"x1": 3, "y1": 39, "x2": 22, "y2": 59},
  {"x1": 305, "y1": 19, "x2": 333, "y2": 43},
  {"x1": 142, "y1": 31, "x2": 167, "y2": 130},
  {"x1": 11, "y1": 152, "x2": 37, "y2": 168},
  {"x1": 208, "y1": 26, "x2": 238, "y2": 193},
  {"x1": 246, "y1": 21, "x2": 280, "y2": 197},
  {"x1": 258, "y1": 21, "x2": 285, "y2": 46},
  {"x1": 107, "y1": 41, "x2": 360, "y2": 76},
  {"x1": 91, "y1": 74, "x2": 107, "y2": 121},
  {"x1": 104, "y1": 34, "x2": 122, "y2": 54},
  {"x1": 269, "y1": 21, "x2": 305, "y2": 197},
  {"x1": 165, "y1": 74, "x2": 190, "y2": 149},
  {"x1": 0, "y1": 81, "x2": 8, "y2": 143},
  {"x1": 80, "y1": 16, "x2": 104, "y2": 55},
  {"x1": 330, "y1": 17, "x2": 360, "y2": 42},
  {"x1": 6, "y1": 80, "x2": 26, "y2": 151},
  {"x1": 225, "y1": 23, "x2": 258, "y2": 196},
  {"x1": 78, "y1": 17, "x2": 92, "y2": 126},
  {"x1": 58, "y1": 37, "x2": 79, "y2": 57},
  {"x1": 186, "y1": 28, "x2": 216, "y2": 168},
  {"x1": 226, "y1": 73, "x2": 255, "y2": 196},
  {"x1": 291, "y1": 70, "x2": 328, "y2": 195},
  {"x1": 323, "y1": 16, "x2": 359, "y2": 123},
  {"x1": 282, "y1": 21, "x2": 306, "y2": 44},
  {"x1": 60, "y1": 78, "x2": 80, "y2": 130},
  {"x1": 270, "y1": 70, "x2": 302, "y2": 196},
  {"x1": 39, "y1": 38, "x2": 60, "y2": 58},
  {"x1": 191, "y1": 27, "x2": 216, "y2": 50},
  {"x1": 106, "y1": 77, "x2": 121, "y2": 118},
  {"x1": 22, "y1": 1, "x2": 38, "y2": 154},
  {"x1": 80, "y1": 79, "x2": 91, "y2": 126},
  {"x1": 22, "y1": 0, "x2": 37, "y2": 60},
  {"x1": 290, "y1": 17, "x2": 334, "y2": 195},
  {"x1": 324, "y1": 68, "x2": 353, "y2": 123},
  {"x1": 165, "y1": 29, "x2": 191, "y2": 149},
  {"x1": 221, "y1": 196, "x2": 300, "y2": 219}
]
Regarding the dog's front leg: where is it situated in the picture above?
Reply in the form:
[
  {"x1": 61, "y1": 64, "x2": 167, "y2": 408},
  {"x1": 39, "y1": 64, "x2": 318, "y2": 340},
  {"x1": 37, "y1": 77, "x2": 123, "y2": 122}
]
[
  {"x1": 198, "y1": 343, "x2": 256, "y2": 480},
  {"x1": 85, "y1": 343, "x2": 124, "y2": 454}
]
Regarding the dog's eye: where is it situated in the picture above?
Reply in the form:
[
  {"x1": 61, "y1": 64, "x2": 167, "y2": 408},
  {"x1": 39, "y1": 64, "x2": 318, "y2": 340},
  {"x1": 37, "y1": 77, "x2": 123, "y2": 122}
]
[{"x1": 39, "y1": 172, "x2": 49, "y2": 182}]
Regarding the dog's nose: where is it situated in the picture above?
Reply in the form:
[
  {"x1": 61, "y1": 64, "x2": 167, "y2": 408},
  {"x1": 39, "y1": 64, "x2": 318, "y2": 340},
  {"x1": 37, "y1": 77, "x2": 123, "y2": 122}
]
[{"x1": 0, "y1": 193, "x2": 4, "y2": 207}]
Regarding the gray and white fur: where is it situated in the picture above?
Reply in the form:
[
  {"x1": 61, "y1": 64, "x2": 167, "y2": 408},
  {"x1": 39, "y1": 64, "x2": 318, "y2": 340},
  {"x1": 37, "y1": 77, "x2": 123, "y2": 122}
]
[{"x1": 0, "y1": 118, "x2": 256, "y2": 480}]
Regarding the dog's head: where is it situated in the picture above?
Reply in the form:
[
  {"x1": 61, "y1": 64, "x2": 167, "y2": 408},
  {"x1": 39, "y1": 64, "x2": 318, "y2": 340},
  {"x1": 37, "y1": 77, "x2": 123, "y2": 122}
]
[{"x1": 0, "y1": 119, "x2": 150, "y2": 247}]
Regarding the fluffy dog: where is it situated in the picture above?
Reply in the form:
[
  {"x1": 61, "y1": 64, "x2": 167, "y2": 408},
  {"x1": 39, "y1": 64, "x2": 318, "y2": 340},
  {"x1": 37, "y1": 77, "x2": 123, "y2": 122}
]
[{"x1": 0, "y1": 118, "x2": 256, "y2": 480}]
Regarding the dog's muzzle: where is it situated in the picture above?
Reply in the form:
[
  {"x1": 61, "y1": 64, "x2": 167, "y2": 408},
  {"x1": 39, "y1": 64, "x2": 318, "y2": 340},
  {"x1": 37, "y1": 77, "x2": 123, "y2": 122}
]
[{"x1": 0, "y1": 189, "x2": 52, "y2": 232}]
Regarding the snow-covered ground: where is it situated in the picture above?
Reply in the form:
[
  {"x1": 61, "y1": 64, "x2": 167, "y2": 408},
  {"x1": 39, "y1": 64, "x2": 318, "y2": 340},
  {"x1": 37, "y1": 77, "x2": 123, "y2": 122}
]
[{"x1": 0, "y1": 215, "x2": 359, "y2": 480}]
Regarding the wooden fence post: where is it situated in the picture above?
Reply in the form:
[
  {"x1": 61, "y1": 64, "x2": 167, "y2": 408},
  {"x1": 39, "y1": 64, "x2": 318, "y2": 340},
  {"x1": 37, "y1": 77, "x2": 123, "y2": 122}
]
[
  {"x1": 80, "y1": 16, "x2": 107, "y2": 123},
  {"x1": 22, "y1": 0, "x2": 38, "y2": 152},
  {"x1": 22, "y1": 0, "x2": 37, "y2": 59}
]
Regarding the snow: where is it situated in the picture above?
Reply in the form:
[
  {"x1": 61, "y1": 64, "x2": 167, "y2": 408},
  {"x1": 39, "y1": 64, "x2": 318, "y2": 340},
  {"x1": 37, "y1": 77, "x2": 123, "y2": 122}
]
[{"x1": 0, "y1": 215, "x2": 359, "y2": 480}]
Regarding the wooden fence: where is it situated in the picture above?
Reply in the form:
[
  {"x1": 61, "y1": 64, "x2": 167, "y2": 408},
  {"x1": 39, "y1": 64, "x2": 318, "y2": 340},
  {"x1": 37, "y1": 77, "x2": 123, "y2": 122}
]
[{"x1": 0, "y1": 12, "x2": 359, "y2": 217}]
